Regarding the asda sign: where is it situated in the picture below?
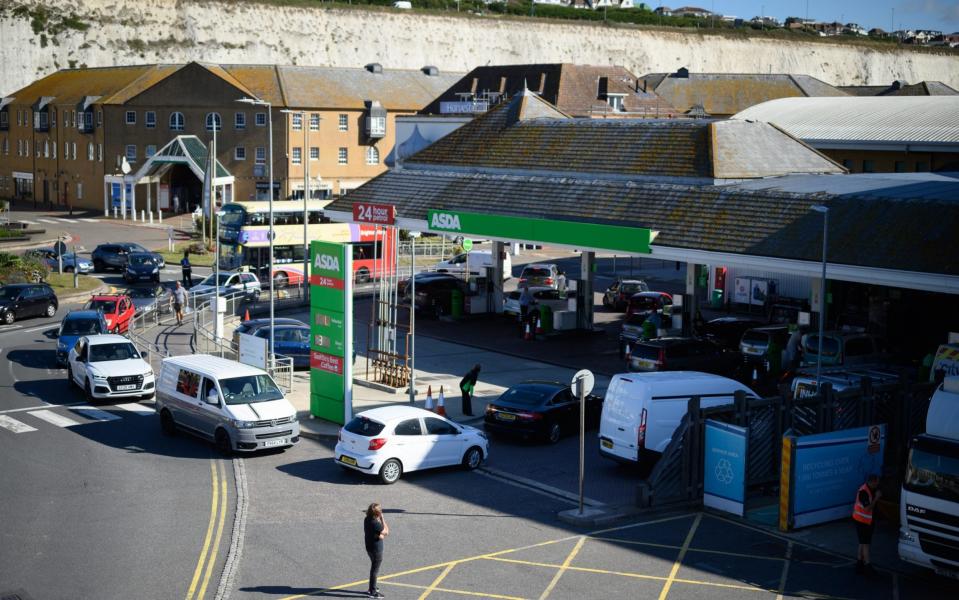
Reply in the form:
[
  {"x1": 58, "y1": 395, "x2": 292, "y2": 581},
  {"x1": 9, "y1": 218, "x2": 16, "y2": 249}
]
[
  {"x1": 426, "y1": 209, "x2": 654, "y2": 254},
  {"x1": 310, "y1": 240, "x2": 353, "y2": 425}
]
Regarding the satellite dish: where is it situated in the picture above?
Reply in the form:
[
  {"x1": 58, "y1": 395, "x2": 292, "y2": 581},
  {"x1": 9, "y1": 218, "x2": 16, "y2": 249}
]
[{"x1": 120, "y1": 157, "x2": 131, "y2": 175}]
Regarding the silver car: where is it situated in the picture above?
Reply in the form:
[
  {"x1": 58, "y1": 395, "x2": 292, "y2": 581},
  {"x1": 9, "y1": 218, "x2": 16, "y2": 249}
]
[{"x1": 25, "y1": 247, "x2": 94, "y2": 273}]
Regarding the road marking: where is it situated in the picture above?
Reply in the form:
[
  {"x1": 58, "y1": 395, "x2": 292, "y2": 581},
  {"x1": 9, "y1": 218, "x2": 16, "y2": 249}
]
[
  {"x1": 187, "y1": 459, "x2": 220, "y2": 600},
  {"x1": 70, "y1": 405, "x2": 122, "y2": 422},
  {"x1": 0, "y1": 414, "x2": 38, "y2": 433},
  {"x1": 657, "y1": 512, "x2": 702, "y2": 600},
  {"x1": 19, "y1": 220, "x2": 40, "y2": 225},
  {"x1": 775, "y1": 542, "x2": 793, "y2": 600},
  {"x1": 28, "y1": 409, "x2": 82, "y2": 428},
  {"x1": 116, "y1": 402, "x2": 154, "y2": 415},
  {"x1": 23, "y1": 324, "x2": 55, "y2": 333},
  {"x1": 54, "y1": 218, "x2": 77, "y2": 223},
  {"x1": 0, "y1": 402, "x2": 83, "y2": 415},
  {"x1": 591, "y1": 535, "x2": 834, "y2": 565},
  {"x1": 198, "y1": 460, "x2": 229, "y2": 599},
  {"x1": 476, "y1": 467, "x2": 602, "y2": 507},
  {"x1": 417, "y1": 562, "x2": 457, "y2": 600},
  {"x1": 384, "y1": 580, "x2": 525, "y2": 599},
  {"x1": 537, "y1": 536, "x2": 586, "y2": 600},
  {"x1": 214, "y1": 457, "x2": 248, "y2": 600},
  {"x1": 80, "y1": 218, "x2": 99, "y2": 223},
  {"x1": 38, "y1": 218, "x2": 59, "y2": 224},
  {"x1": 0, "y1": 325, "x2": 24, "y2": 333}
]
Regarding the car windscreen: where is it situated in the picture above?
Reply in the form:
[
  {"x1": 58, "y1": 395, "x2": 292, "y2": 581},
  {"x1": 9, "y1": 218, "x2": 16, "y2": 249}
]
[
  {"x1": 219, "y1": 374, "x2": 284, "y2": 405},
  {"x1": 523, "y1": 268, "x2": 550, "y2": 277},
  {"x1": 125, "y1": 243, "x2": 149, "y2": 253},
  {"x1": 803, "y1": 335, "x2": 840, "y2": 357},
  {"x1": 497, "y1": 387, "x2": 550, "y2": 407},
  {"x1": 631, "y1": 344, "x2": 661, "y2": 360},
  {"x1": 344, "y1": 416, "x2": 385, "y2": 437},
  {"x1": 89, "y1": 343, "x2": 139, "y2": 362},
  {"x1": 129, "y1": 255, "x2": 155, "y2": 266},
  {"x1": 87, "y1": 300, "x2": 117, "y2": 313},
  {"x1": 904, "y1": 447, "x2": 959, "y2": 504},
  {"x1": 61, "y1": 318, "x2": 103, "y2": 336},
  {"x1": 0, "y1": 287, "x2": 21, "y2": 300},
  {"x1": 630, "y1": 297, "x2": 658, "y2": 310},
  {"x1": 742, "y1": 331, "x2": 771, "y2": 345},
  {"x1": 620, "y1": 282, "x2": 646, "y2": 295},
  {"x1": 125, "y1": 288, "x2": 156, "y2": 298},
  {"x1": 201, "y1": 273, "x2": 232, "y2": 286}
]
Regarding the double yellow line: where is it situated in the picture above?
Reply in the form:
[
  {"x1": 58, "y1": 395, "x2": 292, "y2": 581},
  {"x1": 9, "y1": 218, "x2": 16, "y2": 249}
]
[{"x1": 186, "y1": 459, "x2": 229, "y2": 600}]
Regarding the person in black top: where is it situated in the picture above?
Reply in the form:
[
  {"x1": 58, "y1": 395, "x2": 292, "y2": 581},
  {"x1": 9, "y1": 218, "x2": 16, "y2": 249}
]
[
  {"x1": 180, "y1": 251, "x2": 192, "y2": 289},
  {"x1": 364, "y1": 503, "x2": 389, "y2": 598},
  {"x1": 459, "y1": 364, "x2": 481, "y2": 417}
]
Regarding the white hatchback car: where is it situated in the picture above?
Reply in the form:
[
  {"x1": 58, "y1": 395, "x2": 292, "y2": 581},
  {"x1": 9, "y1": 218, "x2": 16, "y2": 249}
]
[
  {"x1": 67, "y1": 334, "x2": 156, "y2": 401},
  {"x1": 335, "y1": 406, "x2": 489, "y2": 484}
]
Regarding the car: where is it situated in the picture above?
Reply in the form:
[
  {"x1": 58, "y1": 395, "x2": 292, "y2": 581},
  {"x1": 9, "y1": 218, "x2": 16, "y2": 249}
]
[
  {"x1": 24, "y1": 247, "x2": 93, "y2": 273},
  {"x1": 85, "y1": 294, "x2": 135, "y2": 334},
  {"x1": 432, "y1": 250, "x2": 512, "y2": 280},
  {"x1": 627, "y1": 337, "x2": 740, "y2": 376},
  {"x1": 619, "y1": 312, "x2": 649, "y2": 357},
  {"x1": 502, "y1": 287, "x2": 568, "y2": 316},
  {"x1": 398, "y1": 271, "x2": 457, "y2": 296},
  {"x1": 123, "y1": 252, "x2": 162, "y2": 283},
  {"x1": 701, "y1": 316, "x2": 765, "y2": 350},
  {"x1": 91, "y1": 243, "x2": 165, "y2": 272},
  {"x1": 484, "y1": 381, "x2": 603, "y2": 444},
  {"x1": 626, "y1": 291, "x2": 673, "y2": 318},
  {"x1": 125, "y1": 285, "x2": 173, "y2": 316},
  {"x1": 335, "y1": 406, "x2": 488, "y2": 484},
  {"x1": 517, "y1": 263, "x2": 560, "y2": 289},
  {"x1": 0, "y1": 283, "x2": 58, "y2": 324},
  {"x1": 55, "y1": 310, "x2": 109, "y2": 366},
  {"x1": 191, "y1": 271, "x2": 262, "y2": 300},
  {"x1": 253, "y1": 324, "x2": 311, "y2": 369},
  {"x1": 801, "y1": 330, "x2": 885, "y2": 368},
  {"x1": 400, "y1": 272, "x2": 468, "y2": 316},
  {"x1": 740, "y1": 325, "x2": 791, "y2": 366},
  {"x1": 232, "y1": 317, "x2": 307, "y2": 347},
  {"x1": 602, "y1": 279, "x2": 650, "y2": 311},
  {"x1": 67, "y1": 334, "x2": 156, "y2": 401}
]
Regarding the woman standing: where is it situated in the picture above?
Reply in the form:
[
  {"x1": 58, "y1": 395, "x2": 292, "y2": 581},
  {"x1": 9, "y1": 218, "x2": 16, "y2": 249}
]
[{"x1": 364, "y1": 503, "x2": 389, "y2": 598}]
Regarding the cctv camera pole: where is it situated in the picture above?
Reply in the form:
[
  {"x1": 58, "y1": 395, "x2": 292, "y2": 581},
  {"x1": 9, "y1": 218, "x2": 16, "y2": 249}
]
[{"x1": 578, "y1": 374, "x2": 585, "y2": 515}]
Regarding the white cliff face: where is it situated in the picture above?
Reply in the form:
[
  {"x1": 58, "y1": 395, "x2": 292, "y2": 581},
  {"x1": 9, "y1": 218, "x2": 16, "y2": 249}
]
[{"x1": 2, "y1": 0, "x2": 957, "y2": 95}]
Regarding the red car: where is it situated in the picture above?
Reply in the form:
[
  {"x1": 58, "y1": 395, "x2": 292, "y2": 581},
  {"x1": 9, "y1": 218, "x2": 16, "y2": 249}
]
[
  {"x1": 625, "y1": 291, "x2": 673, "y2": 318},
  {"x1": 85, "y1": 294, "x2": 136, "y2": 334}
]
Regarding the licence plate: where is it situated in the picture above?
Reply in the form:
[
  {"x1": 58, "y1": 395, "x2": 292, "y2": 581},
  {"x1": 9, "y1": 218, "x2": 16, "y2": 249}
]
[
  {"x1": 117, "y1": 384, "x2": 137, "y2": 391},
  {"x1": 601, "y1": 439, "x2": 613, "y2": 449},
  {"x1": 637, "y1": 359, "x2": 656, "y2": 369},
  {"x1": 340, "y1": 455, "x2": 357, "y2": 466},
  {"x1": 263, "y1": 439, "x2": 287, "y2": 447},
  {"x1": 496, "y1": 413, "x2": 516, "y2": 421}
]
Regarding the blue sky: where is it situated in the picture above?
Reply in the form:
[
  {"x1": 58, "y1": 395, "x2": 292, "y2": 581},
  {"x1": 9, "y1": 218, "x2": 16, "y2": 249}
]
[{"x1": 656, "y1": 1, "x2": 959, "y2": 33}]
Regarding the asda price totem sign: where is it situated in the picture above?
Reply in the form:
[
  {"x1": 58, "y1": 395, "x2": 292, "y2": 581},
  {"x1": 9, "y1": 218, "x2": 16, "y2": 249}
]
[{"x1": 309, "y1": 240, "x2": 353, "y2": 424}]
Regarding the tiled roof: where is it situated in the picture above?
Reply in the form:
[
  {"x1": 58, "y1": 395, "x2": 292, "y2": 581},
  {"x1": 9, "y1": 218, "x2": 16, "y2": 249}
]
[
  {"x1": 4, "y1": 65, "x2": 178, "y2": 105},
  {"x1": 837, "y1": 81, "x2": 959, "y2": 97},
  {"x1": 325, "y1": 167, "x2": 959, "y2": 276}
]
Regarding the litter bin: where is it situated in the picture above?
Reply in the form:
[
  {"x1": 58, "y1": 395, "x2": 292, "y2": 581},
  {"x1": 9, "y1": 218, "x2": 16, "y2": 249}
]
[
  {"x1": 450, "y1": 288, "x2": 464, "y2": 319},
  {"x1": 711, "y1": 289, "x2": 724, "y2": 309},
  {"x1": 538, "y1": 304, "x2": 553, "y2": 334}
]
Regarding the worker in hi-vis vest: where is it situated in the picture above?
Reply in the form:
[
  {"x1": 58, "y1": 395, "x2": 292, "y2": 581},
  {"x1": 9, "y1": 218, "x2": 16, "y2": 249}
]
[{"x1": 852, "y1": 473, "x2": 882, "y2": 575}]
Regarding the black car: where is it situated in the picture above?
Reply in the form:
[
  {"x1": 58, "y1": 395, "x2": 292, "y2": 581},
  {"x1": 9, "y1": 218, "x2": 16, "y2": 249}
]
[
  {"x1": 602, "y1": 279, "x2": 650, "y2": 311},
  {"x1": 232, "y1": 317, "x2": 307, "y2": 347},
  {"x1": 0, "y1": 283, "x2": 58, "y2": 324},
  {"x1": 123, "y1": 253, "x2": 161, "y2": 283},
  {"x1": 739, "y1": 325, "x2": 791, "y2": 365},
  {"x1": 253, "y1": 324, "x2": 311, "y2": 369},
  {"x1": 92, "y1": 243, "x2": 165, "y2": 272},
  {"x1": 400, "y1": 273, "x2": 467, "y2": 317},
  {"x1": 699, "y1": 316, "x2": 765, "y2": 350},
  {"x1": 627, "y1": 337, "x2": 740, "y2": 375},
  {"x1": 484, "y1": 381, "x2": 603, "y2": 444}
]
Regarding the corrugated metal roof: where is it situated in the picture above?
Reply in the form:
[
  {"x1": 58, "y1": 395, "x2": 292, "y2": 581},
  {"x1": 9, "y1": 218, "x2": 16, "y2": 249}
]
[{"x1": 732, "y1": 97, "x2": 959, "y2": 145}]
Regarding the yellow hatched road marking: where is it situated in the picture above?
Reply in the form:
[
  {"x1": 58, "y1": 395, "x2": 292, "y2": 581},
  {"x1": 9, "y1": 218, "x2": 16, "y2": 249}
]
[
  {"x1": 384, "y1": 580, "x2": 528, "y2": 599},
  {"x1": 657, "y1": 512, "x2": 702, "y2": 600},
  {"x1": 417, "y1": 562, "x2": 457, "y2": 600},
  {"x1": 186, "y1": 459, "x2": 219, "y2": 600},
  {"x1": 537, "y1": 536, "x2": 585, "y2": 600},
  {"x1": 198, "y1": 460, "x2": 229, "y2": 599},
  {"x1": 591, "y1": 535, "x2": 836, "y2": 566}
]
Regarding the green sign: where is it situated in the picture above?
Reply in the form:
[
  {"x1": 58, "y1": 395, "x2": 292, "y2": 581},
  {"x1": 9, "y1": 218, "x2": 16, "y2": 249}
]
[
  {"x1": 309, "y1": 240, "x2": 353, "y2": 424},
  {"x1": 462, "y1": 238, "x2": 473, "y2": 252},
  {"x1": 427, "y1": 210, "x2": 654, "y2": 254}
]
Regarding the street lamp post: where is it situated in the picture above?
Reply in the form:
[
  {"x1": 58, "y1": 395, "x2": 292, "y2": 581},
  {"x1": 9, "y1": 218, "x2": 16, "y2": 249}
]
[
  {"x1": 237, "y1": 97, "x2": 275, "y2": 361},
  {"x1": 215, "y1": 209, "x2": 225, "y2": 341},
  {"x1": 280, "y1": 109, "x2": 311, "y2": 302},
  {"x1": 811, "y1": 205, "x2": 829, "y2": 388}
]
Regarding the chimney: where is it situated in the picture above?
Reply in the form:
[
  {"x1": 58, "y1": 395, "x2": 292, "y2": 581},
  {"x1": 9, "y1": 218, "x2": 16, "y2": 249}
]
[
  {"x1": 421, "y1": 65, "x2": 439, "y2": 76},
  {"x1": 470, "y1": 77, "x2": 478, "y2": 94},
  {"x1": 538, "y1": 72, "x2": 547, "y2": 94},
  {"x1": 365, "y1": 63, "x2": 383, "y2": 74},
  {"x1": 499, "y1": 76, "x2": 507, "y2": 94}
]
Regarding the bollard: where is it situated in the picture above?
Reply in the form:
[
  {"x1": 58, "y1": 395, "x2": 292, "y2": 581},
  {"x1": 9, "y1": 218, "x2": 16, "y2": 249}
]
[
  {"x1": 158, "y1": 210, "x2": 162, "y2": 223},
  {"x1": 149, "y1": 212, "x2": 154, "y2": 225},
  {"x1": 113, "y1": 206, "x2": 118, "y2": 219},
  {"x1": 141, "y1": 210, "x2": 146, "y2": 221},
  {"x1": 104, "y1": 206, "x2": 108, "y2": 218},
  {"x1": 132, "y1": 209, "x2": 136, "y2": 222}
]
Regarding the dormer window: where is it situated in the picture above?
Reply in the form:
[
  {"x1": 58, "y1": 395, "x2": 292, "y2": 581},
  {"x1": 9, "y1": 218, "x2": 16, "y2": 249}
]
[
  {"x1": 607, "y1": 94, "x2": 626, "y2": 112},
  {"x1": 364, "y1": 101, "x2": 387, "y2": 139}
]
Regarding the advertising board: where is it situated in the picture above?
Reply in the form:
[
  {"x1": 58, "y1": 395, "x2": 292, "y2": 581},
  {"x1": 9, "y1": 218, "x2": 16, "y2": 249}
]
[
  {"x1": 309, "y1": 240, "x2": 353, "y2": 424},
  {"x1": 704, "y1": 420, "x2": 748, "y2": 516}
]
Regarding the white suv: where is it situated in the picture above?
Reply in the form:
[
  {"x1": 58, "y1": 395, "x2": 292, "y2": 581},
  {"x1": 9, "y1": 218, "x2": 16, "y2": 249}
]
[
  {"x1": 67, "y1": 334, "x2": 156, "y2": 401},
  {"x1": 190, "y1": 271, "x2": 261, "y2": 300}
]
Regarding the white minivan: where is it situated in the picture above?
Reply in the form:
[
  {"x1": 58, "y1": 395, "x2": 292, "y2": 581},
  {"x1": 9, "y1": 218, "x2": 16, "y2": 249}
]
[
  {"x1": 598, "y1": 371, "x2": 756, "y2": 466},
  {"x1": 155, "y1": 355, "x2": 299, "y2": 454},
  {"x1": 432, "y1": 250, "x2": 512, "y2": 280}
]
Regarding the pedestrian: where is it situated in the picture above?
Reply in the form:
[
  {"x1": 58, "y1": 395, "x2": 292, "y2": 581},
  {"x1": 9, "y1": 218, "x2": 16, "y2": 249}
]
[
  {"x1": 173, "y1": 194, "x2": 180, "y2": 215},
  {"x1": 364, "y1": 503, "x2": 388, "y2": 599},
  {"x1": 460, "y1": 363, "x2": 481, "y2": 417},
  {"x1": 172, "y1": 280, "x2": 187, "y2": 326},
  {"x1": 556, "y1": 270, "x2": 567, "y2": 293},
  {"x1": 785, "y1": 326, "x2": 803, "y2": 370},
  {"x1": 519, "y1": 284, "x2": 533, "y2": 325},
  {"x1": 853, "y1": 473, "x2": 882, "y2": 575},
  {"x1": 181, "y1": 250, "x2": 192, "y2": 289}
]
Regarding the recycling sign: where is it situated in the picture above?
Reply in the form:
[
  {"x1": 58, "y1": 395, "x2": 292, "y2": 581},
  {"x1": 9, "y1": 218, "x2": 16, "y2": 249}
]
[{"x1": 704, "y1": 420, "x2": 748, "y2": 516}]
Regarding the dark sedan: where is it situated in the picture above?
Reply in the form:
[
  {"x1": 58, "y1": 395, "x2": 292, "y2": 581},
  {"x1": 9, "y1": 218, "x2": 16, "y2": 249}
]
[
  {"x1": 699, "y1": 316, "x2": 765, "y2": 350},
  {"x1": 232, "y1": 317, "x2": 307, "y2": 347},
  {"x1": 253, "y1": 324, "x2": 311, "y2": 369},
  {"x1": 484, "y1": 381, "x2": 603, "y2": 444},
  {"x1": 123, "y1": 253, "x2": 161, "y2": 283}
]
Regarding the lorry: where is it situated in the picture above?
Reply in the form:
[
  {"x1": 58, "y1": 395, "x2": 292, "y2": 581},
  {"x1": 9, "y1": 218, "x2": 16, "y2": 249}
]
[{"x1": 898, "y1": 376, "x2": 959, "y2": 579}]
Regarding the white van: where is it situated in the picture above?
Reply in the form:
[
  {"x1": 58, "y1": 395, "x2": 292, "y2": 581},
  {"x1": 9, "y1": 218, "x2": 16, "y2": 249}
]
[
  {"x1": 599, "y1": 371, "x2": 755, "y2": 465},
  {"x1": 155, "y1": 355, "x2": 299, "y2": 454},
  {"x1": 432, "y1": 250, "x2": 512, "y2": 280}
]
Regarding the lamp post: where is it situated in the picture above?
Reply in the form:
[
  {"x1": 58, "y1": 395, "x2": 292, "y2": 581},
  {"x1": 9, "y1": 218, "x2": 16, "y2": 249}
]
[
  {"x1": 811, "y1": 205, "x2": 829, "y2": 388},
  {"x1": 215, "y1": 209, "x2": 225, "y2": 340},
  {"x1": 237, "y1": 97, "x2": 275, "y2": 361},
  {"x1": 408, "y1": 231, "x2": 421, "y2": 404},
  {"x1": 280, "y1": 108, "x2": 311, "y2": 301}
]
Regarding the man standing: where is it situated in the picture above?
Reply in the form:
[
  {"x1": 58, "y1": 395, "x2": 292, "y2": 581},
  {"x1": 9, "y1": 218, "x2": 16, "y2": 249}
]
[
  {"x1": 460, "y1": 363, "x2": 481, "y2": 417},
  {"x1": 172, "y1": 280, "x2": 188, "y2": 326},
  {"x1": 364, "y1": 503, "x2": 388, "y2": 599},
  {"x1": 180, "y1": 251, "x2": 192, "y2": 289},
  {"x1": 853, "y1": 473, "x2": 882, "y2": 574}
]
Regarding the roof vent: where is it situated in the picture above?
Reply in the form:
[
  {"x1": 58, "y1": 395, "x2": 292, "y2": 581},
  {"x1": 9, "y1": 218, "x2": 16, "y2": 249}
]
[
  {"x1": 365, "y1": 63, "x2": 383, "y2": 74},
  {"x1": 674, "y1": 67, "x2": 690, "y2": 78},
  {"x1": 892, "y1": 79, "x2": 907, "y2": 90},
  {"x1": 421, "y1": 65, "x2": 439, "y2": 76}
]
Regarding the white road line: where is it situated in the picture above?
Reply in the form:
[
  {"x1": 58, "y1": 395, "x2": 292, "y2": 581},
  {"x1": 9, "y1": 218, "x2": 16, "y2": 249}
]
[
  {"x1": 28, "y1": 409, "x2": 82, "y2": 428},
  {"x1": 116, "y1": 402, "x2": 154, "y2": 415},
  {"x1": 54, "y1": 218, "x2": 77, "y2": 223},
  {"x1": 0, "y1": 325, "x2": 24, "y2": 333},
  {"x1": 0, "y1": 402, "x2": 83, "y2": 415},
  {"x1": 0, "y1": 415, "x2": 38, "y2": 433},
  {"x1": 22, "y1": 324, "x2": 54, "y2": 333},
  {"x1": 19, "y1": 220, "x2": 40, "y2": 225},
  {"x1": 70, "y1": 405, "x2": 122, "y2": 422},
  {"x1": 80, "y1": 218, "x2": 99, "y2": 223},
  {"x1": 37, "y1": 218, "x2": 59, "y2": 224}
]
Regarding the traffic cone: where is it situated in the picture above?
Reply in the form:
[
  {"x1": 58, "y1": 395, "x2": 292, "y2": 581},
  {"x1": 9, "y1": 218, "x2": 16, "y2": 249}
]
[
  {"x1": 524, "y1": 321, "x2": 532, "y2": 341},
  {"x1": 424, "y1": 385, "x2": 434, "y2": 412},
  {"x1": 535, "y1": 312, "x2": 544, "y2": 335},
  {"x1": 751, "y1": 368, "x2": 759, "y2": 387},
  {"x1": 625, "y1": 342, "x2": 631, "y2": 360},
  {"x1": 244, "y1": 308, "x2": 250, "y2": 322},
  {"x1": 436, "y1": 386, "x2": 446, "y2": 417}
]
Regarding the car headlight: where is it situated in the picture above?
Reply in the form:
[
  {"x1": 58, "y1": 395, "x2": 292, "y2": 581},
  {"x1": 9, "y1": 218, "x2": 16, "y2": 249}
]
[
  {"x1": 152, "y1": 267, "x2": 159, "y2": 273},
  {"x1": 144, "y1": 368, "x2": 154, "y2": 378},
  {"x1": 88, "y1": 369, "x2": 107, "y2": 381},
  {"x1": 290, "y1": 413, "x2": 299, "y2": 423},
  {"x1": 57, "y1": 341, "x2": 66, "y2": 351},
  {"x1": 233, "y1": 420, "x2": 258, "y2": 429},
  {"x1": 899, "y1": 530, "x2": 917, "y2": 543}
]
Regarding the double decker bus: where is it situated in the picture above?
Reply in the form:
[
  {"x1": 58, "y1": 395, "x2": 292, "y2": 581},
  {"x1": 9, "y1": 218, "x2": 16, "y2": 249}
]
[{"x1": 217, "y1": 201, "x2": 395, "y2": 286}]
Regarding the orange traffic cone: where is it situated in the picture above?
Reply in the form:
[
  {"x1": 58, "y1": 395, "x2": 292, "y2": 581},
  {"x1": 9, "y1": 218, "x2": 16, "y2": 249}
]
[
  {"x1": 625, "y1": 342, "x2": 631, "y2": 360},
  {"x1": 244, "y1": 308, "x2": 251, "y2": 322},
  {"x1": 436, "y1": 385, "x2": 446, "y2": 417},
  {"x1": 535, "y1": 312, "x2": 544, "y2": 335},
  {"x1": 524, "y1": 321, "x2": 532, "y2": 341},
  {"x1": 424, "y1": 385, "x2": 434, "y2": 412}
]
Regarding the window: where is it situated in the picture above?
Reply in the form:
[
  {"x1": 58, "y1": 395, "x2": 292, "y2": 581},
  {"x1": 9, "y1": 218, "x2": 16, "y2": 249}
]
[
  {"x1": 205, "y1": 112, "x2": 222, "y2": 131},
  {"x1": 292, "y1": 113, "x2": 302, "y2": 130},
  {"x1": 97, "y1": 143, "x2": 103, "y2": 162},
  {"x1": 63, "y1": 110, "x2": 69, "y2": 126},
  {"x1": 87, "y1": 142, "x2": 94, "y2": 161},
  {"x1": 17, "y1": 139, "x2": 22, "y2": 156},
  {"x1": 145, "y1": 111, "x2": 156, "y2": 128},
  {"x1": 51, "y1": 140, "x2": 56, "y2": 159},
  {"x1": 169, "y1": 111, "x2": 185, "y2": 131},
  {"x1": 338, "y1": 147, "x2": 347, "y2": 165},
  {"x1": 43, "y1": 140, "x2": 49, "y2": 158},
  {"x1": 77, "y1": 182, "x2": 82, "y2": 200},
  {"x1": 146, "y1": 144, "x2": 157, "y2": 158},
  {"x1": 64, "y1": 141, "x2": 69, "y2": 158},
  {"x1": 365, "y1": 145, "x2": 379, "y2": 165},
  {"x1": 309, "y1": 113, "x2": 319, "y2": 130},
  {"x1": 292, "y1": 147, "x2": 302, "y2": 165},
  {"x1": 126, "y1": 144, "x2": 136, "y2": 162},
  {"x1": 841, "y1": 159, "x2": 853, "y2": 170},
  {"x1": 861, "y1": 159, "x2": 875, "y2": 173},
  {"x1": 234, "y1": 146, "x2": 246, "y2": 160},
  {"x1": 97, "y1": 110, "x2": 102, "y2": 126},
  {"x1": 310, "y1": 146, "x2": 319, "y2": 160},
  {"x1": 125, "y1": 110, "x2": 136, "y2": 125},
  {"x1": 894, "y1": 160, "x2": 906, "y2": 173},
  {"x1": 255, "y1": 112, "x2": 267, "y2": 127},
  {"x1": 234, "y1": 112, "x2": 246, "y2": 129},
  {"x1": 175, "y1": 369, "x2": 200, "y2": 397},
  {"x1": 369, "y1": 115, "x2": 386, "y2": 137},
  {"x1": 425, "y1": 417, "x2": 458, "y2": 435},
  {"x1": 71, "y1": 142, "x2": 77, "y2": 160},
  {"x1": 17, "y1": 110, "x2": 21, "y2": 126},
  {"x1": 608, "y1": 95, "x2": 623, "y2": 111},
  {"x1": 0, "y1": 111, "x2": 7, "y2": 128},
  {"x1": 393, "y1": 418, "x2": 423, "y2": 436},
  {"x1": 255, "y1": 146, "x2": 266, "y2": 164},
  {"x1": 1, "y1": 137, "x2": 7, "y2": 155},
  {"x1": 338, "y1": 114, "x2": 348, "y2": 131}
]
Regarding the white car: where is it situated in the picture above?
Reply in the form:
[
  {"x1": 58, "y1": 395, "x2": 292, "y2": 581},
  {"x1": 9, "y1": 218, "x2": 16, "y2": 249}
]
[
  {"x1": 190, "y1": 271, "x2": 261, "y2": 300},
  {"x1": 503, "y1": 286, "x2": 568, "y2": 316},
  {"x1": 67, "y1": 334, "x2": 156, "y2": 401},
  {"x1": 335, "y1": 406, "x2": 489, "y2": 484}
]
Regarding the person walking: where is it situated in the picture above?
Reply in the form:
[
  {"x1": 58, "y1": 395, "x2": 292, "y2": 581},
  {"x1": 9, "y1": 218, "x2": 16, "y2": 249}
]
[
  {"x1": 460, "y1": 363, "x2": 481, "y2": 417},
  {"x1": 555, "y1": 270, "x2": 567, "y2": 293},
  {"x1": 180, "y1": 251, "x2": 192, "y2": 289},
  {"x1": 172, "y1": 280, "x2": 188, "y2": 326},
  {"x1": 364, "y1": 503, "x2": 389, "y2": 599},
  {"x1": 519, "y1": 284, "x2": 533, "y2": 328},
  {"x1": 853, "y1": 473, "x2": 882, "y2": 575}
]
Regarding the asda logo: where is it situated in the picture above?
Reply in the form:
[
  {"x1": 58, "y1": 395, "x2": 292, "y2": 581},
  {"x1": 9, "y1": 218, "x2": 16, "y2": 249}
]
[
  {"x1": 430, "y1": 212, "x2": 461, "y2": 231},
  {"x1": 314, "y1": 254, "x2": 340, "y2": 272}
]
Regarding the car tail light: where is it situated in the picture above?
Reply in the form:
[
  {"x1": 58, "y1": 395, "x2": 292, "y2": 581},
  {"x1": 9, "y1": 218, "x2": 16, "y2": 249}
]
[
  {"x1": 516, "y1": 411, "x2": 543, "y2": 421},
  {"x1": 544, "y1": 278, "x2": 553, "y2": 285},
  {"x1": 368, "y1": 438, "x2": 387, "y2": 451},
  {"x1": 657, "y1": 348, "x2": 666, "y2": 368},
  {"x1": 519, "y1": 277, "x2": 527, "y2": 284},
  {"x1": 638, "y1": 408, "x2": 648, "y2": 449}
]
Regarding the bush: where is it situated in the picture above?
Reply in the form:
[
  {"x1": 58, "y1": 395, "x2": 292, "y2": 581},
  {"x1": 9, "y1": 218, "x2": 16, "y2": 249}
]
[{"x1": 0, "y1": 252, "x2": 49, "y2": 284}]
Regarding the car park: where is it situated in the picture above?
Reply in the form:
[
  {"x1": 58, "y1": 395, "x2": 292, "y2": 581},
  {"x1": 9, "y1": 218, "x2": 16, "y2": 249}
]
[
  {"x1": 67, "y1": 334, "x2": 156, "y2": 402},
  {"x1": 627, "y1": 337, "x2": 739, "y2": 375},
  {"x1": 502, "y1": 287, "x2": 568, "y2": 316},
  {"x1": 335, "y1": 405, "x2": 488, "y2": 484},
  {"x1": 155, "y1": 354, "x2": 299, "y2": 454},
  {"x1": 699, "y1": 316, "x2": 765, "y2": 350},
  {"x1": 801, "y1": 330, "x2": 885, "y2": 368},
  {"x1": 253, "y1": 324, "x2": 311, "y2": 369},
  {"x1": 740, "y1": 325, "x2": 791, "y2": 365},
  {"x1": 232, "y1": 317, "x2": 307, "y2": 347},
  {"x1": 518, "y1": 263, "x2": 560, "y2": 289},
  {"x1": 0, "y1": 283, "x2": 58, "y2": 324},
  {"x1": 625, "y1": 291, "x2": 673, "y2": 318},
  {"x1": 125, "y1": 285, "x2": 172, "y2": 316},
  {"x1": 484, "y1": 381, "x2": 603, "y2": 444},
  {"x1": 123, "y1": 253, "x2": 161, "y2": 283},
  {"x1": 24, "y1": 247, "x2": 93, "y2": 274},
  {"x1": 191, "y1": 271, "x2": 261, "y2": 300},
  {"x1": 602, "y1": 279, "x2": 650, "y2": 311},
  {"x1": 400, "y1": 272, "x2": 468, "y2": 316},
  {"x1": 85, "y1": 294, "x2": 135, "y2": 334},
  {"x1": 55, "y1": 310, "x2": 109, "y2": 366}
]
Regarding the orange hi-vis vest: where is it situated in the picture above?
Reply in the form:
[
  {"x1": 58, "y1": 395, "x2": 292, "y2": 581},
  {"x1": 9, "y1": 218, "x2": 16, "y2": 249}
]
[{"x1": 853, "y1": 483, "x2": 874, "y2": 524}]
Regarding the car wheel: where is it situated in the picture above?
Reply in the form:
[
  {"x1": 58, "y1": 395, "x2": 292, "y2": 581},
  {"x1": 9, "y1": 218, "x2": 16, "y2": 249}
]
[
  {"x1": 85, "y1": 379, "x2": 95, "y2": 403},
  {"x1": 45, "y1": 303, "x2": 56, "y2": 318},
  {"x1": 93, "y1": 259, "x2": 105, "y2": 273},
  {"x1": 273, "y1": 272, "x2": 288, "y2": 289},
  {"x1": 546, "y1": 422, "x2": 562, "y2": 444},
  {"x1": 160, "y1": 409, "x2": 176, "y2": 437},
  {"x1": 215, "y1": 429, "x2": 233, "y2": 456},
  {"x1": 355, "y1": 268, "x2": 370, "y2": 284},
  {"x1": 378, "y1": 458, "x2": 402, "y2": 484},
  {"x1": 2, "y1": 310, "x2": 14, "y2": 325},
  {"x1": 462, "y1": 446, "x2": 483, "y2": 471},
  {"x1": 602, "y1": 295, "x2": 610, "y2": 308}
]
